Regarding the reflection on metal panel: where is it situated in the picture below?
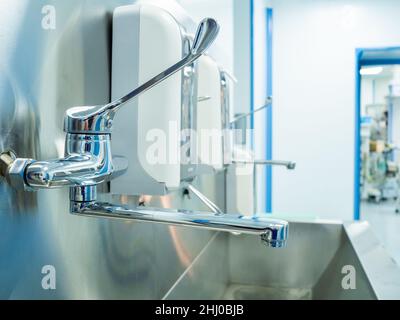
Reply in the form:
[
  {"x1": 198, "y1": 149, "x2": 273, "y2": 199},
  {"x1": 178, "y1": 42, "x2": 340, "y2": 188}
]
[{"x1": 0, "y1": 0, "x2": 223, "y2": 299}]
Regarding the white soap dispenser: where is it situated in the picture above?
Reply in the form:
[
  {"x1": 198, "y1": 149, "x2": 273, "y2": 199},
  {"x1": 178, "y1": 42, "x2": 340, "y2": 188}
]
[
  {"x1": 196, "y1": 55, "x2": 224, "y2": 172},
  {"x1": 110, "y1": 4, "x2": 197, "y2": 195}
]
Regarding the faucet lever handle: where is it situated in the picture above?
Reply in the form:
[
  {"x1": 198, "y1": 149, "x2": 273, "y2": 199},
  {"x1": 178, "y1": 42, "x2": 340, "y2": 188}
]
[{"x1": 64, "y1": 18, "x2": 220, "y2": 135}]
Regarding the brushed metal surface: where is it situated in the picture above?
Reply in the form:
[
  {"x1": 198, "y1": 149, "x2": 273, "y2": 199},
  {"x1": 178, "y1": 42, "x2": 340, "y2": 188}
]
[
  {"x1": 0, "y1": 0, "x2": 223, "y2": 299},
  {"x1": 165, "y1": 221, "x2": 396, "y2": 300},
  {"x1": 163, "y1": 232, "x2": 229, "y2": 300},
  {"x1": 343, "y1": 221, "x2": 400, "y2": 300}
]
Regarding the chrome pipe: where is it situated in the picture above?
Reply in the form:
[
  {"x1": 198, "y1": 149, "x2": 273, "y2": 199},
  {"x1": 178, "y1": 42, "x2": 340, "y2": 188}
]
[
  {"x1": 233, "y1": 159, "x2": 296, "y2": 170},
  {"x1": 185, "y1": 184, "x2": 224, "y2": 215},
  {"x1": 70, "y1": 199, "x2": 288, "y2": 248},
  {"x1": 254, "y1": 160, "x2": 296, "y2": 170}
]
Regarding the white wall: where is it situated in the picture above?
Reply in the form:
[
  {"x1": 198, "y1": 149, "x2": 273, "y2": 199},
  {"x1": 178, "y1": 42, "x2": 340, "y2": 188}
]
[
  {"x1": 271, "y1": 0, "x2": 400, "y2": 220},
  {"x1": 232, "y1": 0, "x2": 251, "y2": 116}
]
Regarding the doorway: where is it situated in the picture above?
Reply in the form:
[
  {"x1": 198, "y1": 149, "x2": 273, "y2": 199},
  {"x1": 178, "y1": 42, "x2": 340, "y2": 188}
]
[
  {"x1": 356, "y1": 47, "x2": 400, "y2": 264},
  {"x1": 356, "y1": 47, "x2": 400, "y2": 222}
]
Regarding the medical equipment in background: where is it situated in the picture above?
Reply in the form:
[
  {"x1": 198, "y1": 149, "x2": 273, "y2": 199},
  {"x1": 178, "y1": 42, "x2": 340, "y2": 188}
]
[
  {"x1": 387, "y1": 83, "x2": 400, "y2": 213},
  {"x1": 0, "y1": 10, "x2": 288, "y2": 247},
  {"x1": 361, "y1": 79, "x2": 400, "y2": 210},
  {"x1": 360, "y1": 113, "x2": 399, "y2": 203},
  {"x1": 360, "y1": 112, "x2": 390, "y2": 202}
]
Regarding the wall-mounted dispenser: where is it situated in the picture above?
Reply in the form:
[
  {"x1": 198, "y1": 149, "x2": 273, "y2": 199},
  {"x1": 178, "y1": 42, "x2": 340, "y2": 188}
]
[
  {"x1": 195, "y1": 56, "x2": 236, "y2": 173},
  {"x1": 111, "y1": 4, "x2": 197, "y2": 195},
  {"x1": 220, "y1": 69, "x2": 235, "y2": 165},
  {"x1": 196, "y1": 55, "x2": 224, "y2": 172}
]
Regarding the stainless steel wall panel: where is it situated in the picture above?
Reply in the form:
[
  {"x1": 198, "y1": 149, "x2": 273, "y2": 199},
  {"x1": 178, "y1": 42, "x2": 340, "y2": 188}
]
[{"x1": 0, "y1": 0, "x2": 222, "y2": 299}]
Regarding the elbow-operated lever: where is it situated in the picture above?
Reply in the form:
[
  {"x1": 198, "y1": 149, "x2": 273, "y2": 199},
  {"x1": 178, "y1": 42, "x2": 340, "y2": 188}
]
[{"x1": 64, "y1": 18, "x2": 220, "y2": 135}]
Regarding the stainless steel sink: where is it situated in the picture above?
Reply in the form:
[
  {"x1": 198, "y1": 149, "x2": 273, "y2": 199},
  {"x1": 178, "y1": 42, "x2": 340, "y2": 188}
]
[{"x1": 163, "y1": 220, "x2": 400, "y2": 300}]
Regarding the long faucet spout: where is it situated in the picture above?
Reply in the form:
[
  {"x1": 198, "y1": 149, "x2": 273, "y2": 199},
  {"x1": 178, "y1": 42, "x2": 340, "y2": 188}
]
[{"x1": 70, "y1": 200, "x2": 288, "y2": 248}]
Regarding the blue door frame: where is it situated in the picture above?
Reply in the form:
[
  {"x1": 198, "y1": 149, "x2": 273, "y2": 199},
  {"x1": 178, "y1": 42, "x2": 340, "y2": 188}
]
[
  {"x1": 354, "y1": 46, "x2": 400, "y2": 220},
  {"x1": 265, "y1": 8, "x2": 273, "y2": 213},
  {"x1": 250, "y1": 1, "x2": 274, "y2": 213}
]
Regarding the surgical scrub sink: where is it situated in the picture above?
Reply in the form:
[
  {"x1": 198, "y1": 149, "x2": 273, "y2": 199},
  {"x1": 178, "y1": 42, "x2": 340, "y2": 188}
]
[{"x1": 164, "y1": 220, "x2": 400, "y2": 300}]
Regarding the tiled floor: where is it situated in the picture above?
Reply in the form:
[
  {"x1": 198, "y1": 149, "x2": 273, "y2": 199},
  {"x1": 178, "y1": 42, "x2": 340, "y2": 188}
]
[{"x1": 361, "y1": 200, "x2": 400, "y2": 265}]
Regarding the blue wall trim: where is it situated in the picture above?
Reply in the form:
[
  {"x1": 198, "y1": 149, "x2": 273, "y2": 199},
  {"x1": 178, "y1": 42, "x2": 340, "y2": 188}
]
[
  {"x1": 354, "y1": 46, "x2": 400, "y2": 221},
  {"x1": 250, "y1": 3, "x2": 274, "y2": 213},
  {"x1": 265, "y1": 8, "x2": 273, "y2": 213},
  {"x1": 249, "y1": 0, "x2": 255, "y2": 214},
  {"x1": 250, "y1": 0, "x2": 255, "y2": 138},
  {"x1": 354, "y1": 49, "x2": 362, "y2": 221}
]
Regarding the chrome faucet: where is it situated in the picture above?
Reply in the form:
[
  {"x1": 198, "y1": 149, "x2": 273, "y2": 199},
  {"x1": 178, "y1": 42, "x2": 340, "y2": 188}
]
[{"x1": 0, "y1": 18, "x2": 288, "y2": 248}]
